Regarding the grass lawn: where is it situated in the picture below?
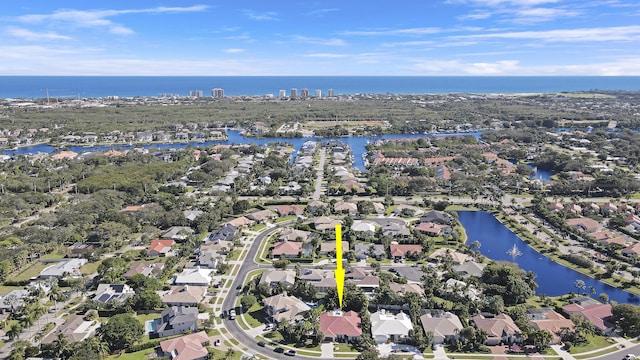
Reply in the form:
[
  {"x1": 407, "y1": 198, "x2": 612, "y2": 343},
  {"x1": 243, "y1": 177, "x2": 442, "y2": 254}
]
[
  {"x1": 250, "y1": 223, "x2": 267, "y2": 232},
  {"x1": 275, "y1": 215, "x2": 297, "y2": 223},
  {"x1": 14, "y1": 261, "x2": 51, "y2": 282},
  {"x1": 242, "y1": 303, "x2": 267, "y2": 329},
  {"x1": 574, "y1": 347, "x2": 619, "y2": 359},
  {"x1": 135, "y1": 312, "x2": 162, "y2": 325},
  {"x1": 569, "y1": 335, "x2": 611, "y2": 353},
  {"x1": 80, "y1": 260, "x2": 102, "y2": 275},
  {"x1": 333, "y1": 343, "x2": 358, "y2": 352},
  {"x1": 0, "y1": 285, "x2": 21, "y2": 294},
  {"x1": 227, "y1": 250, "x2": 241, "y2": 261},
  {"x1": 208, "y1": 348, "x2": 244, "y2": 360},
  {"x1": 108, "y1": 348, "x2": 154, "y2": 360},
  {"x1": 41, "y1": 252, "x2": 65, "y2": 260},
  {"x1": 334, "y1": 354, "x2": 359, "y2": 358}
]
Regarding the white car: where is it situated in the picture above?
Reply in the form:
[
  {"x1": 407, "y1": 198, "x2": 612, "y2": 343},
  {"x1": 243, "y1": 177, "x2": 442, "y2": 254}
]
[{"x1": 623, "y1": 355, "x2": 636, "y2": 360}]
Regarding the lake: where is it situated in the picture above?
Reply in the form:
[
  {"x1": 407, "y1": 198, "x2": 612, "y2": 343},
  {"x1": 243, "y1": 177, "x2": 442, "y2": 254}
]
[{"x1": 458, "y1": 210, "x2": 639, "y2": 304}]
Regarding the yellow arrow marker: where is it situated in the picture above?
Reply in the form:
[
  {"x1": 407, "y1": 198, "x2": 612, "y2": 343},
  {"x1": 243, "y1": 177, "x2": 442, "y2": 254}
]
[{"x1": 334, "y1": 224, "x2": 345, "y2": 309}]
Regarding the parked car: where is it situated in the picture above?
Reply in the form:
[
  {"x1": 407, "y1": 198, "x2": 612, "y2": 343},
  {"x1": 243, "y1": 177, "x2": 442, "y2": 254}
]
[
  {"x1": 229, "y1": 309, "x2": 236, "y2": 320},
  {"x1": 257, "y1": 341, "x2": 266, "y2": 347},
  {"x1": 274, "y1": 347, "x2": 285, "y2": 353},
  {"x1": 285, "y1": 349, "x2": 296, "y2": 356},
  {"x1": 622, "y1": 355, "x2": 636, "y2": 360}
]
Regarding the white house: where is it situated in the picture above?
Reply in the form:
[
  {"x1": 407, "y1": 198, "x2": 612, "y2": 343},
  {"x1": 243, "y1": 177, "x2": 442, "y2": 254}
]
[
  {"x1": 174, "y1": 267, "x2": 213, "y2": 286},
  {"x1": 370, "y1": 310, "x2": 414, "y2": 344}
]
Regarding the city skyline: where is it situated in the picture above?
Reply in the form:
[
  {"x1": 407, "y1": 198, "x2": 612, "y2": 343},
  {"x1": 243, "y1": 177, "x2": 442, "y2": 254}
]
[{"x1": 1, "y1": 1, "x2": 640, "y2": 76}]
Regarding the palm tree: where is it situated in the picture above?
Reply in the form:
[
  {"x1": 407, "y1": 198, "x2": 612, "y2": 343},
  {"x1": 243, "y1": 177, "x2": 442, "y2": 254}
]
[
  {"x1": 6, "y1": 322, "x2": 23, "y2": 340},
  {"x1": 51, "y1": 331, "x2": 70, "y2": 359},
  {"x1": 574, "y1": 279, "x2": 586, "y2": 294}
]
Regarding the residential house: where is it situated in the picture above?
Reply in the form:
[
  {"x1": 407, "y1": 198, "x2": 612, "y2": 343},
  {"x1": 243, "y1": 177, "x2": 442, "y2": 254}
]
[
  {"x1": 247, "y1": 209, "x2": 277, "y2": 223},
  {"x1": 68, "y1": 243, "x2": 94, "y2": 257},
  {"x1": 454, "y1": 262, "x2": 487, "y2": 278},
  {"x1": 319, "y1": 310, "x2": 362, "y2": 342},
  {"x1": 389, "y1": 282, "x2": 424, "y2": 296},
  {"x1": 262, "y1": 293, "x2": 311, "y2": 323},
  {"x1": 389, "y1": 243, "x2": 423, "y2": 260},
  {"x1": 381, "y1": 222, "x2": 411, "y2": 238},
  {"x1": 159, "y1": 331, "x2": 209, "y2": 360},
  {"x1": 393, "y1": 204, "x2": 424, "y2": 217},
  {"x1": 38, "y1": 259, "x2": 87, "y2": 279},
  {"x1": 566, "y1": 217, "x2": 602, "y2": 233},
  {"x1": 278, "y1": 228, "x2": 314, "y2": 242},
  {"x1": 444, "y1": 278, "x2": 480, "y2": 300},
  {"x1": 226, "y1": 216, "x2": 254, "y2": 228},
  {"x1": 561, "y1": 301, "x2": 613, "y2": 333},
  {"x1": 598, "y1": 236, "x2": 627, "y2": 248},
  {"x1": 346, "y1": 267, "x2": 380, "y2": 293},
  {"x1": 319, "y1": 241, "x2": 349, "y2": 256},
  {"x1": 298, "y1": 269, "x2": 336, "y2": 294},
  {"x1": 351, "y1": 221, "x2": 376, "y2": 236},
  {"x1": 162, "y1": 285, "x2": 207, "y2": 307},
  {"x1": 93, "y1": 284, "x2": 135, "y2": 304},
  {"x1": 124, "y1": 262, "x2": 164, "y2": 279},
  {"x1": 0, "y1": 289, "x2": 30, "y2": 313},
  {"x1": 197, "y1": 248, "x2": 223, "y2": 269},
  {"x1": 471, "y1": 314, "x2": 522, "y2": 346},
  {"x1": 153, "y1": 306, "x2": 199, "y2": 338},
  {"x1": 207, "y1": 224, "x2": 238, "y2": 242},
  {"x1": 272, "y1": 241, "x2": 303, "y2": 258},
  {"x1": 355, "y1": 243, "x2": 385, "y2": 261},
  {"x1": 307, "y1": 201, "x2": 328, "y2": 214},
  {"x1": 162, "y1": 227, "x2": 194, "y2": 242},
  {"x1": 420, "y1": 210, "x2": 453, "y2": 224},
  {"x1": 372, "y1": 202, "x2": 385, "y2": 215},
  {"x1": 548, "y1": 202, "x2": 564, "y2": 212},
  {"x1": 260, "y1": 269, "x2": 296, "y2": 287},
  {"x1": 148, "y1": 239, "x2": 175, "y2": 257},
  {"x1": 334, "y1": 202, "x2": 358, "y2": 216},
  {"x1": 567, "y1": 204, "x2": 583, "y2": 214},
  {"x1": 527, "y1": 308, "x2": 574, "y2": 344},
  {"x1": 184, "y1": 210, "x2": 203, "y2": 221},
  {"x1": 622, "y1": 242, "x2": 640, "y2": 258},
  {"x1": 415, "y1": 222, "x2": 445, "y2": 236},
  {"x1": 41, "y1": 314, "x2": 99, "y2": 344},
  {"x1": 370, "y1": 310, "x2": 413, "y2": 344},
  {"x1": 420, "y1": 310, "x2": 464, "y2": 344},
  {"x1": 276, "y1": 205, "x2": 304, "y2": 217},
  {"x1": 174, "y1": 267, "x2": 213, "y2": 286},
  {"x1": 428, "y1": 248, "x2": 471, "y2": 265},
  {"x1": 314, "y1": 217, "x2": 342, "y2": 231}
]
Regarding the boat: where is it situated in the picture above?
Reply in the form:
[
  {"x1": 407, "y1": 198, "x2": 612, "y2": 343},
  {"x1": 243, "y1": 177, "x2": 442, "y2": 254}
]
[{"x1": 507, "y1": 244, "x2": 522, "y2": 257}]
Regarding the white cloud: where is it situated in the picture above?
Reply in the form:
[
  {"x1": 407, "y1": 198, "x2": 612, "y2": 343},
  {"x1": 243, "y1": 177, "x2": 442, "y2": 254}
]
[
  {"x1": 456, "y1": 25, "x2": 640, "y2": 42},
  {"x1": 291, "y1": 35, "x2": 347, "y2": 46},
  {"x1": 458, "y1": 11, "x2": 493, "y2": 20},
  {"x1": 243, "y1": 10, "x2": 279, "y2": 21},
  {"x1": 16, "y1": 5, "x2": 209, "y2": 35},
  {"x1": 223, "y1": 48, "x2": 245, "y2": 53},
  {"x1": 510, "y1": 7, "x2": 581, "y2": 23},
  {"x1": 340, "y1": 27, "x2": 441, "y2": 36},
  {"x1": 381, "y1": 40, "x2": 435, "y2": 47},
  {"x1": 6, "y1": 27, "x2": 72, "y2": 41}
]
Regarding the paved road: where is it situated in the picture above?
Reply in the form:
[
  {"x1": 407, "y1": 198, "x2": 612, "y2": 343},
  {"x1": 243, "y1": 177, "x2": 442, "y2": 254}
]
[{"x1": 592, "y1": 343, "x2": 640, "y2": 360}]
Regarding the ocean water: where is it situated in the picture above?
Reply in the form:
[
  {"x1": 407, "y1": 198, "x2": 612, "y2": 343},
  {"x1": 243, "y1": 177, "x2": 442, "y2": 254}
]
[{"x1": 0, "y1": 76, "x2": 639, "y2": 99}]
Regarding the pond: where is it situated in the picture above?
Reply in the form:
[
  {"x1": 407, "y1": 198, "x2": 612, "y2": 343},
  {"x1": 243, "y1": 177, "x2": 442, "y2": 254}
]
[{"x1": 458, "y1": 210, "x2": 639, "y2": 304}]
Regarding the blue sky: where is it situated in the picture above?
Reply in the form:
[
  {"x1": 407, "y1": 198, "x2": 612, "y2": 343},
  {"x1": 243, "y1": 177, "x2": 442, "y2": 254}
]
[{"x1": 2, "y1": 1, "x2": 640, "y2": 75}]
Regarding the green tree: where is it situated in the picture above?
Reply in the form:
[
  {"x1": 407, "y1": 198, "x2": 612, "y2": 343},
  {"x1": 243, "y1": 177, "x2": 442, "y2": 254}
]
[
  {"x1": 130, "y1": 290, "x2": 162, "y2": 311},
  {"x1": 240, "y1": 295, "x2": 257, "y2": 311},
  {"x1": 611, "y1": 303, "x2": 640, "y2": 337},
  {"x1": 97, "y1": 313, "x2": 144, "y2": 351}
]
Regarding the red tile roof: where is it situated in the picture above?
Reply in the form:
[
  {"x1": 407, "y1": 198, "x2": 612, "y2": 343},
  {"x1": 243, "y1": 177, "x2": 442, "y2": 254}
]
[
  {"x1": 149, "y1": 239, "x2": 174, "y2": 253},
  {"x1": 159, "y1": 331, "x2": 209, "y2": 360},
  {"x1": 319, "y1": 310, "x2": 362, "y2": 338},
  {"x1": 389, "y1": 244, "x2": 423, "y2": 257}
]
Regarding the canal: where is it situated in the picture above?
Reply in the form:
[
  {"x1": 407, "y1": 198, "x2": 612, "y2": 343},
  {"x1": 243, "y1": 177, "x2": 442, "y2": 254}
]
[{"x1": 458, "y1": 210, "x2": 639, "y2": 304}]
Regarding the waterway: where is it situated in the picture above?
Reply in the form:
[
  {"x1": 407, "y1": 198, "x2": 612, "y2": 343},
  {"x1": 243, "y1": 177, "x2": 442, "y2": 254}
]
[
  {"x1": 2, "y1": 130, "x2": 486, "y2": 171},
  {"x1": 458, "y1": 210, "x2": 639, "y2": 304}
]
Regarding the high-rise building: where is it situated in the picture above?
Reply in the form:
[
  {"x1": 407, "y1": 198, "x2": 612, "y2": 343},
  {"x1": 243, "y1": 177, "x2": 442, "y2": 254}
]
[
  {"x1": 328, "y1": 88, "x2": 335, "y2": 97},
  {"x1": 290, "y1": 88, "x2": 298, "y2": 98},
  {"x1": 279, "y1": 89, "x2": 287, "y2": 97},
  {"x1": 211, "y1": 88, "x2": 225, "y2": 98},
  {"x1": 190, "y1": 90, "x2": 203, "y2": 97},
  {"x1": 301, "y1": 88, "x2": 309, "y2": 97},
  {"x1": 315, "y1": 89, "x2": 322, "y2": 98}
]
